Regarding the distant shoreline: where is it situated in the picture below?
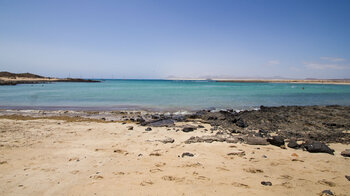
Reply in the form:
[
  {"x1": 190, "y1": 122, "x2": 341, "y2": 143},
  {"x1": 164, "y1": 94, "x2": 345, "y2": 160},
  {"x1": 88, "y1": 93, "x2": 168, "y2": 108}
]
[
  {"x1": 215, "y1": 79, "x2": 350, "y2": 85},
  {"x1": 0, "y1": 71, "x2": 100, "y2": 85}
]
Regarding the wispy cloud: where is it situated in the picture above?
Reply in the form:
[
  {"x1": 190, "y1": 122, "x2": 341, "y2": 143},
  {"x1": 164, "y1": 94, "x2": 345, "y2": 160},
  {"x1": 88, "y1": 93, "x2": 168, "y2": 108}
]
[
  {"x1": 320, "y1": 57, "x2": 346, "y2": 62},
  {"x1": 265, "y1": 60, "x2": 280, "y2": 66},
  {"x1": 303, "y1": 56, "x2": 348, "y2": 70},
  {"x1": 304, "y1": 62, "x2": 349, "y2": 70}
]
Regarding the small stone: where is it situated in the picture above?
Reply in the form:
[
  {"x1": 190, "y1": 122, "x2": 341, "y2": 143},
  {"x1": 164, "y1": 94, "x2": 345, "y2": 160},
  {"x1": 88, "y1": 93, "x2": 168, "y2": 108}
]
[
  {"x1": 181, "y1": 152, "x2": 194, "y2": 158},
  {"x1": 145, "y1": 127, "x2": 152, "y2": 131},
  {"x1": 340, "y1": 149, "x2": 350, "y2": 157},
  {"x1": 261, "y1": 181, "x2": 272, "y2": 186},
  {"x1": 127, "y1": 126, "x2": 133, "y2": 130},
  {"x1": 345, "y1": 175, "x2": 350, "y2": 181},
  {"x1": 182, "y1": 126, "x2": 197, "y2": 132},
  {"x1": 321, "y1": 190, "x2": 334, "y2": 196}
]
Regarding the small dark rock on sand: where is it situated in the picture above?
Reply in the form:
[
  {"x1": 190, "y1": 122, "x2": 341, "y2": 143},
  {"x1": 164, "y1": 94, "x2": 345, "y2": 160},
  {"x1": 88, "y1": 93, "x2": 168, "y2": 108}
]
[
  {"x1": 345, "y1": 175, "x2": 350, "y2": 181},
  {"x1": 145, "y1": 127, "x2": 152, "y2": 131},
  {"x1": 261, "y1": 181, "x2": 272, "y2": 186},
  {"x1": 287, "y1": 140, "x2": 299, "y2": 149},
  {"x1": 321, "y1": 190, "x2": 334, "y2": 196},
  {"x1": 127, "y1": 126, "x2": 133, "y2": 130},
  {"x1": 181, "y1": 152, "x2": 194, "y2": 158},
  {"x1": 302, "y1": 140, "x2": 334, "y2": 155},
  {"x1": 182, "y1": 126, "x2": 197, "y2": 132},
  {"x1": 267, "y1": 136, "x2": 285, "y2": 147},
  {"x1": 340, "y1": 149, "x2": 350, "y2": 157}
]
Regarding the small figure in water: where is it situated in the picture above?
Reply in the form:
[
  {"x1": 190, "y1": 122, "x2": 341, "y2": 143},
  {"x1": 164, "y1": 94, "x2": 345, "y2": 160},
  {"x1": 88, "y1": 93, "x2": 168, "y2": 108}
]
[{"x1": 302, "y1": 87, "x2": 304, "y2": 90}]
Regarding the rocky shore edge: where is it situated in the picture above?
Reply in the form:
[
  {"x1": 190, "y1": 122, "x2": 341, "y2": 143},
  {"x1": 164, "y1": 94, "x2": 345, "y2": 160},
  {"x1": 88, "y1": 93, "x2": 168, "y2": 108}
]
[{"x1": 1, "y1": 105, "x2": 349, "y2": 156}]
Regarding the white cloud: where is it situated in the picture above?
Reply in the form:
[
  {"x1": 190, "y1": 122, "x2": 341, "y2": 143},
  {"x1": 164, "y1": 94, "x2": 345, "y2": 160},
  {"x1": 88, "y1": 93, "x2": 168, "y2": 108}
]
[
  {"x1": 320, "y1": 57, "x2": 346, "y2": 62},
  {"x1": 265, "y1": 60, "x2": 280, "y2": 66},
  {"x1": 304, "y1": 62, "x2": 349, "y2": 70}
]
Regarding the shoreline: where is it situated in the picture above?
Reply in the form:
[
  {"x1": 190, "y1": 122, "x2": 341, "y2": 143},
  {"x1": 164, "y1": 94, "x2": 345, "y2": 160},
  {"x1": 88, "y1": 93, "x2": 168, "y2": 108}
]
[
  {"x1": 0, "y1": 105, "x2": 349, "y2": 195},
  {"x1": 1, "y1": 105, "x2": 349, "y2": 144}
]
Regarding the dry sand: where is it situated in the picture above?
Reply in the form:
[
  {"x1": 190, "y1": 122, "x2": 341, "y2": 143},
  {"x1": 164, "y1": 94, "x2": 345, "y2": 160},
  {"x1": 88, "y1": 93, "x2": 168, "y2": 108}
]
[{"x1": 0, "y1": 118, "x2": 349, "y2": 195}]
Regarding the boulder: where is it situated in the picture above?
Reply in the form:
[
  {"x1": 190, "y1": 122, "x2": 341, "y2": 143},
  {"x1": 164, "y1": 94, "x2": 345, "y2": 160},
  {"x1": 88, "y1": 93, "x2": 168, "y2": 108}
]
[
  {"x1": 302, "y1": 140, "x2": 334, "y2": 155},
  {"x1": 267, "y1": 136, "x2": 285, "y2": 147},
  {"x1": 287, "y1": 140, "x2": 299, "y2": 149}
]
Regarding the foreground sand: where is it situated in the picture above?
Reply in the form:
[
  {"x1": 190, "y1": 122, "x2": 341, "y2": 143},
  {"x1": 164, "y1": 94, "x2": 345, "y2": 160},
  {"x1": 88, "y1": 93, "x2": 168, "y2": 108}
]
[{"x1": 0, "y1": 119, "x2": 349, "y2": 195}]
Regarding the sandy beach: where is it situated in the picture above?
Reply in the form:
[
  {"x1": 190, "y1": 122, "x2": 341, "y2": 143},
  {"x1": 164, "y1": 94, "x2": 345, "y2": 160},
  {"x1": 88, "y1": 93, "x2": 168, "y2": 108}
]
[{"x1": 0, "y1": 109, "x2": 349, "y2": 196}]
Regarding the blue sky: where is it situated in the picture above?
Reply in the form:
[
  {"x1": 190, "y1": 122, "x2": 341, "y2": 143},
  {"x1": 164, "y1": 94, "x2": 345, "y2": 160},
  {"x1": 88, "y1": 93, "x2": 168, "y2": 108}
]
[{"x1": 0, "y1": 0, "x2": 349, "y2": 79}]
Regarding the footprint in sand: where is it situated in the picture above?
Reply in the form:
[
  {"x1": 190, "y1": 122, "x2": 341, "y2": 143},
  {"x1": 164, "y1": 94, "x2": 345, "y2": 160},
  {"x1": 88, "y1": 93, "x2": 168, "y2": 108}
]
[
  {"x1": 196, "y1": 175, "x2": 210, "y2": 181},
  {"x1": 243, "y1": 168, "x2": 264, "y2": 173},
  {"x1": 68, "y1": 157, "x2": 80, "y2": 162},
  {"x1": 216, "y1": 167, "x2": 230, "y2": 171},
  {"x1": 149, "y1": 152, "x2": 162, "y2": 156},
  {"x1": 318, "y1": 179, "x2": 336, "y2": 187},
  {"x1": 70, "y1": 170, "x2": 80, "y2": 174},
  {"x1": 113, "y1": 172, "x2": 125, "y2": 175},
  {"x1": 150, "y1": 168, "x2": 163, "y2": 173},
  {"x1": 155, "y1": 162, "x2": 166, "y2": 167},
  {"x1": 162, "y1": 175, "x2": 184, "y2": 182},
  {"x1": 90, "y1": 175, "x2": 104, "y2": 180},
  {"x1": 231, "y1": 182, "x2": 249, "y2": 188},
  {"x1": 180, "y1": 162, "x2": 202, "y2": 168},
  {"x1": 140, "y1": 180, "x2": 153, "y2": 186}
]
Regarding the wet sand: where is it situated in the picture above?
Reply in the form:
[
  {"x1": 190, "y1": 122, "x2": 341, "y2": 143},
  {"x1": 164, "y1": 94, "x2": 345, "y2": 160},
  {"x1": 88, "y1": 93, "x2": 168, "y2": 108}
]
[{"x1": 0, "y1": 117, "x2": 349, "y2": 195}]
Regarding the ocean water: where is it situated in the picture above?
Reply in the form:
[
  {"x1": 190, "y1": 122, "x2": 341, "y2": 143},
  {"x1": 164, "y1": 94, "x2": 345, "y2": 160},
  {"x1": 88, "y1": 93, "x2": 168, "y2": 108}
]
[{"x1": 1, "y1": 79, "x2": 350, "y2": 111}]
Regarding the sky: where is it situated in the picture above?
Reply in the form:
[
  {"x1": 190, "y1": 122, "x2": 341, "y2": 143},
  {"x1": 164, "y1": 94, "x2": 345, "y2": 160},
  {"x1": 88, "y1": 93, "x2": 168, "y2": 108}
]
[{"x1": 0, "y1": 0, "x2": 350, "y2": 79}]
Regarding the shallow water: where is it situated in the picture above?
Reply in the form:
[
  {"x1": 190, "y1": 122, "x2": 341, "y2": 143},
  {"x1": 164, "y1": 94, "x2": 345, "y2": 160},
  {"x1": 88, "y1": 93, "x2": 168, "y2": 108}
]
[{"x1": 1, "y1": 79, "x2": 350, "y2": 111}]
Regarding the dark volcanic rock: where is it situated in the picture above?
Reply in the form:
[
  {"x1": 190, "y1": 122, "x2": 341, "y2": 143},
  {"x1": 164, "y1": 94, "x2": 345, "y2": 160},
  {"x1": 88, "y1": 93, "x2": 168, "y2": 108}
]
[
  {"x1": 321, "y1": 190, "x2": 334, "y2": 196},
  {"x1": 287, "y1": 140, "x2": 299, "y2": 149},
  {"x1": 345, "y1": 175, "x2": 350, "y2": 181},
  {"x1": 235, "y1": 118, "x2": 248, "y2": 128},
  {"x1": 302, "y1": 140, "x2": 334, "y2": 155},
  {"x1": 145, "y1": 119, "x2": 175, "y2": 127},
  {"x1": 267, "y1": 136, "x2": 285, "y2": 147},
  {"x1": 261, "y1": 181, "x2": 272, "y2": 186},
  {"x1": 145, "y1": 127, "x2": 152, "y2": 131},
  {"x1": 182, "y1": 126, "x2": 197, "y2": 132},
  {"x1": 181, "y1": 152, "x2": 194, "y2": 158},
  {"x1": 188, "y1": 105, "x2": 350, "y2": 144},
  {"x1": 245, "y1": 137, "x2": 269, "y2": 145},
  {"x1": 340, "y1": 149, "x2": 350, "y2": 157}
]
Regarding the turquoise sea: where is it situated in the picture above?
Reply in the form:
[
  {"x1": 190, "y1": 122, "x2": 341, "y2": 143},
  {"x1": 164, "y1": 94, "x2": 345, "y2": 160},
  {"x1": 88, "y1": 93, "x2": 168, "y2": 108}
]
[{"x1": 1, "y1": 80, "x2": 350, "y2": 111}]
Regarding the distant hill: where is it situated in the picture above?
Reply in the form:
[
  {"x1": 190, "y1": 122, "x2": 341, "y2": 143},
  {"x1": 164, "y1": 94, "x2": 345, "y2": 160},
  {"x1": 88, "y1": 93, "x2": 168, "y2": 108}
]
[{"x1": 0, "y1": 71, "x2": 45, "y2": 78}]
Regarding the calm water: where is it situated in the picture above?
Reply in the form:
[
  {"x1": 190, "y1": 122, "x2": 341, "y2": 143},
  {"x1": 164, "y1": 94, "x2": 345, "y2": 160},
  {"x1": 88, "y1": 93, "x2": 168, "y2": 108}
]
[{"x1": 1, "y1": 80, "x2": 350, "y2": 111}]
